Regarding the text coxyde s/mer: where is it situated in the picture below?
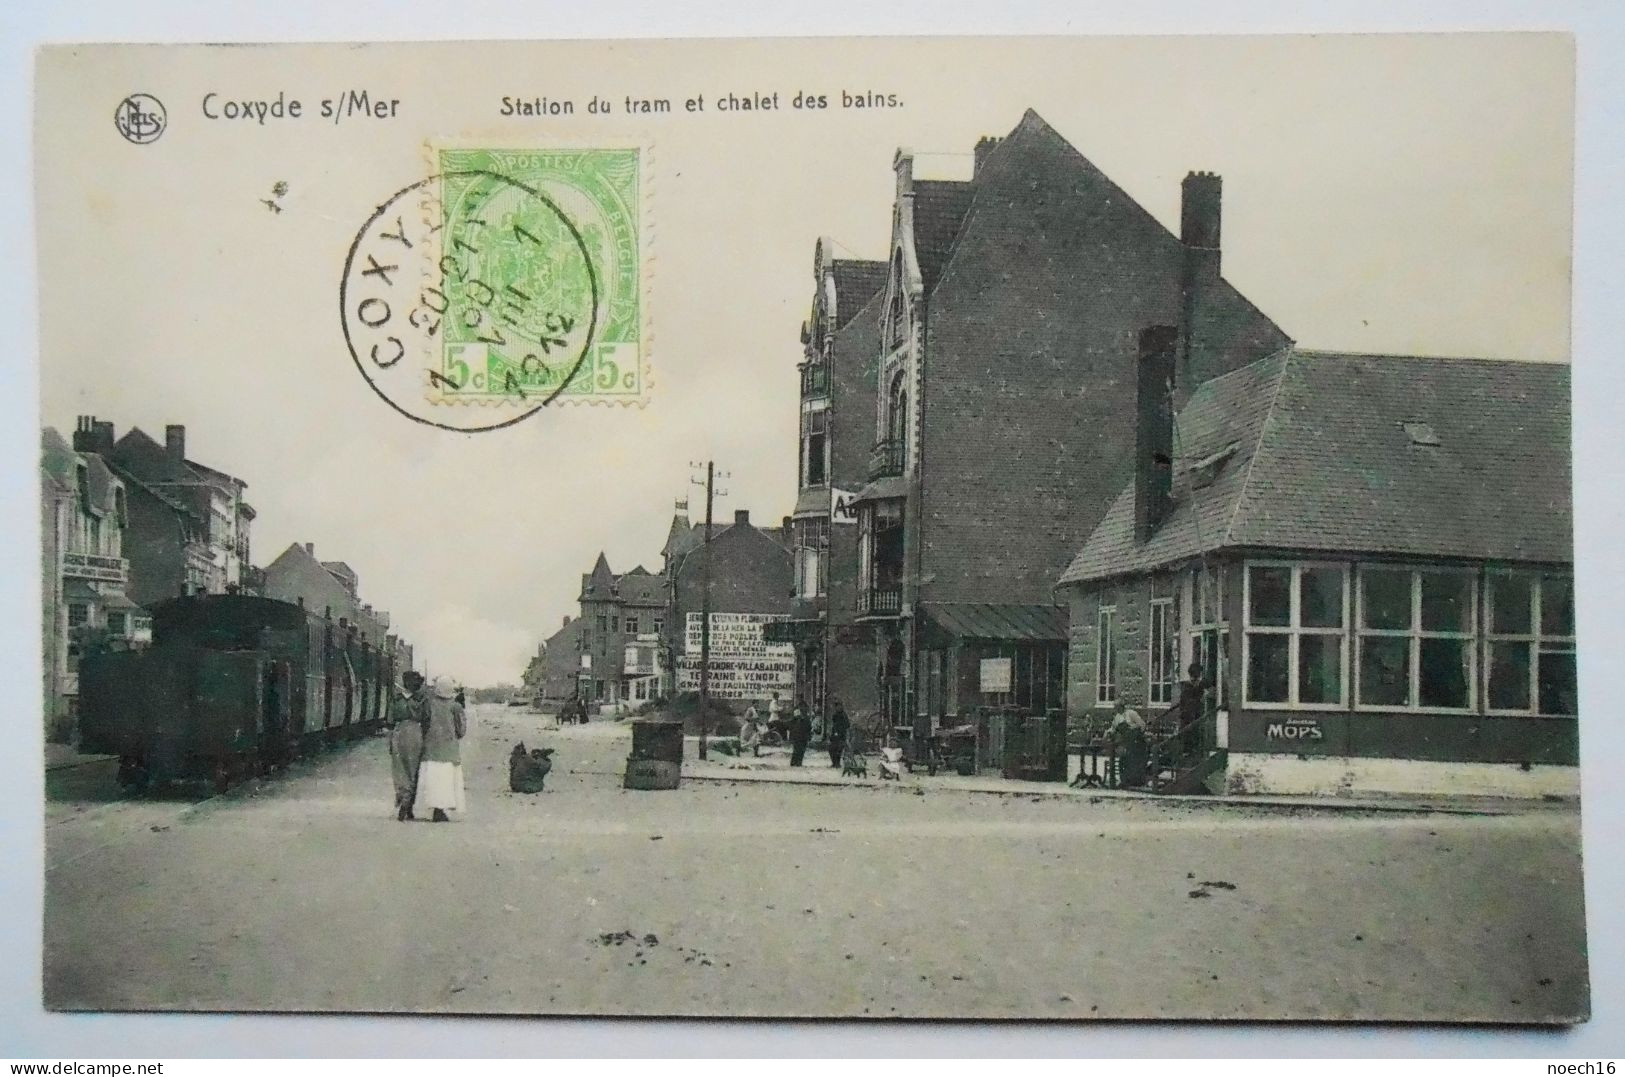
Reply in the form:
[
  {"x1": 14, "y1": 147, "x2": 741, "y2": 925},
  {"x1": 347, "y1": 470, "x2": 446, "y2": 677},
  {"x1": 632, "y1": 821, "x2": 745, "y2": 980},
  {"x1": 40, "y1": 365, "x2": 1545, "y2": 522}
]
[{"x1": 200, "y1": 90, "x2": 401, "y2": 125}]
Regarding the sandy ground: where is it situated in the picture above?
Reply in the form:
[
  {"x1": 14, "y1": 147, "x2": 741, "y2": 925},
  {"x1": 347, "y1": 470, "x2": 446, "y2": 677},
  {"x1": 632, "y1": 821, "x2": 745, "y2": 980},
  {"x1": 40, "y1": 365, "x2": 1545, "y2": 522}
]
[{"x1": 43, "y1": 704, "x2": 1589, "y2": 1022}]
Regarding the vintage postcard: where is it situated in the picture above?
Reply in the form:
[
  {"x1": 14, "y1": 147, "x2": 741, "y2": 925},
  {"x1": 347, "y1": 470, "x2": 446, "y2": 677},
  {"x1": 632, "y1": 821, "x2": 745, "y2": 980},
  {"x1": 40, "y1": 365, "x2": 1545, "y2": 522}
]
[{"x1": 36, "y1": 34, "x2": 1584, "y2": 1022}]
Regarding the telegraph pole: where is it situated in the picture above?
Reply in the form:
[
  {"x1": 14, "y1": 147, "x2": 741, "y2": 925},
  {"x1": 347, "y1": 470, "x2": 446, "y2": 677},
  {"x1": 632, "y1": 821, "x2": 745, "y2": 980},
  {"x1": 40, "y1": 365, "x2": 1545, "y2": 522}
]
[{"x1": 698, "y1": 460, "x2": 715, "y2": 760}]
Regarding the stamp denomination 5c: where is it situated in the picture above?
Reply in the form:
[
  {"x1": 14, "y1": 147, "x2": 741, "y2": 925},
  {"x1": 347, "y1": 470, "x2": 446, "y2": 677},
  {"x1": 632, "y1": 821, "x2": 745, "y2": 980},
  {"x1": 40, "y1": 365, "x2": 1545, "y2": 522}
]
[
  {"x1": 435, "y1": 146, "x2": 644, "y2": 408},
  {"x1": 340, "y1": 144, "x2": 646, "y2": 432}
]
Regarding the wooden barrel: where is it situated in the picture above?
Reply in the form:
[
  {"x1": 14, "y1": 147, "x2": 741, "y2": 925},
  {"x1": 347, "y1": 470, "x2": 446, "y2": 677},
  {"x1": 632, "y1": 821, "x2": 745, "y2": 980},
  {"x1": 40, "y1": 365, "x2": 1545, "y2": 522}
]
[
  {"x1": 623, "y1": 758, "x2": 681, "y2": 790},
  {"x1": 630, "y1": 719, "x2": 684, "y2": 764}
]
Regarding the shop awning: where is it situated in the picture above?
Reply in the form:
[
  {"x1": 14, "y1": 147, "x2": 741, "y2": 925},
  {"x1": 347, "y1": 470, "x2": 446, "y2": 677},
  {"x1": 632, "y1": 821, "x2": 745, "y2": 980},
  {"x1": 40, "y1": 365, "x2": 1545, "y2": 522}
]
[
  {"x1": 850, "y1": 475, "x2": 908, "y2": 504},
  {"x1": 792, "y1": 487, "x2": 829, "y2": 519},
  {"x1": 920, "y1": 602, "x2": 1068, "y2": 643},
  {"x1": 63, "y1": 579, "x2": 100, "y2": 602}
]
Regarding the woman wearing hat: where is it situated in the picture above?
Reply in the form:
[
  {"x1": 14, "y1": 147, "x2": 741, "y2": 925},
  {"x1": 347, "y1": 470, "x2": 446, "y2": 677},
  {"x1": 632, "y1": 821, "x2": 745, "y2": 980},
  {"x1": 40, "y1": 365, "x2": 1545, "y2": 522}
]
[{"x1": 413, "y1": 675, "x2": 468, "y2": 821}]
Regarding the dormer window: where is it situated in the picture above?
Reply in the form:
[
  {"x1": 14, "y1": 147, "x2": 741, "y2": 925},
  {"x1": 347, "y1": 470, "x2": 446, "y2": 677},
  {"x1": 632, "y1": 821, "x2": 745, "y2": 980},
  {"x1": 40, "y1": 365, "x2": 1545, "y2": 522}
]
[{"x1": 1187, "y1": 444, "x2": 1238, "y2": 489}]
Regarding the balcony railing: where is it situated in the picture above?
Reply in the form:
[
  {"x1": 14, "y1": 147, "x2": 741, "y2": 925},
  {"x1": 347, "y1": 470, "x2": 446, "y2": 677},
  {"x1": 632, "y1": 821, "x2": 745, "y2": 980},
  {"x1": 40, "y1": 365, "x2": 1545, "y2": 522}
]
[
  {"x1": 857, "y1": 585, "x2": 902, "y2": 617},
  {"x1": 63, "y1": 551, "x2": 128, "y2": 585},
  {"x1": 800, "y1": 362, "x2": 830, "y2": 398},
  {"x1": 868, "y1": 438, "x2": 905, "y2": 481}
]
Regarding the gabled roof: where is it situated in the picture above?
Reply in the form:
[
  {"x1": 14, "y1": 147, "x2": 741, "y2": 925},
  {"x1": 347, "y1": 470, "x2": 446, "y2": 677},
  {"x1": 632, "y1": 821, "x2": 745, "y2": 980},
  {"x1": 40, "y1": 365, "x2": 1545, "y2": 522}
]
[
  {"x1": 830, "y1": 258, "x2": 887, "y2": 327},
  {"x1": 661, "y1": 514, "x2": 694, "y2": 561},
  {"x1": 912, "y1": 180, "x2": 976, "y2": 294},
  {"x1": 40, "y1": 428, "x2": 77, "y2": 493},
  {"x1": 112, "y1": 427, "x2": 193, "y2": 484},
  {"x1": 615, "y1": 571, "x2": 668, "y2": 607},
  {"x1": 184, "y1": 458, "x2": 247, "y2": 490},
  {"x1": 81, "y1": 455, "x2": 119, "y2": 517},
  {"x1": 1059, "y1": 350, "x2": 1573, "y2": 584},
  {"x1": 580, "y1": 551, "x2": 616, "y2": 600},
  {"x1": 114, "y1": 464, "x2": 202, "y2": 522},
  {"x1": 42, "y1": 429, "x2": 123, "y2": 517}
]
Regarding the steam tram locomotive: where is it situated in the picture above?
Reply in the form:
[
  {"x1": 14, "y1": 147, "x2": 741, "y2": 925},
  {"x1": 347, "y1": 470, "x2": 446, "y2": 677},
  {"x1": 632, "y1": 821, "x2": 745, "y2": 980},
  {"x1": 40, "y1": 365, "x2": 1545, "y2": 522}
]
[{"x1": 79, "y1": 592, "x2": 401, "y2": 793}]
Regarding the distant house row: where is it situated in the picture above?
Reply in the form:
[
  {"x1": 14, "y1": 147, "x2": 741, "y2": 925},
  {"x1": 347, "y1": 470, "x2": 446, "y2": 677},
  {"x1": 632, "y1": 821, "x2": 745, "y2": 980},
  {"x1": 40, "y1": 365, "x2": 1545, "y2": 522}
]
[
  {"x1": 41, "y1": 417, "x2": 415, "y2": 742},
  {"x1": 522, "y1": 507, "x2": 793, "y2": 713},
  {"x1": 774, "y1": 109, "x2": 1574, "y2": 797}
]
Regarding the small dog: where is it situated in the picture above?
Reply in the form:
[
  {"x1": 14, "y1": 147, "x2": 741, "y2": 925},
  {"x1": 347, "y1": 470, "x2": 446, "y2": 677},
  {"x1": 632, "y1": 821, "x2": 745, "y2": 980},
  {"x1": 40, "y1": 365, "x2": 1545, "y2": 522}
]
[
  {"x1": 841, "y1": 745, "x2": 867, "y2": 778},
  {"x1": 509, "y1": 742, "x2": 555, "y2": 793}
]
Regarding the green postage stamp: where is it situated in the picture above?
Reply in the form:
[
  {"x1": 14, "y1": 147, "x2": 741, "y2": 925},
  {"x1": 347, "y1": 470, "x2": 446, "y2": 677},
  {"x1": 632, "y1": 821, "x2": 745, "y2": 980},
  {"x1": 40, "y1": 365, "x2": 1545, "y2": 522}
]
[{"x1": 430, "y1": 145, "x2": 646, "y2": 407}]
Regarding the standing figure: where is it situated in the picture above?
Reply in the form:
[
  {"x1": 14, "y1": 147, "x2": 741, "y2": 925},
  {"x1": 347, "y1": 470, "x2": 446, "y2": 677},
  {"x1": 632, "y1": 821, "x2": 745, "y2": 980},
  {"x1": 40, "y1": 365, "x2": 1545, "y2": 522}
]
[
  {"x1": 1172, "y1": 662, "x2": 1211, "y2": 760},
  {"x1": 1108, "y1": 701, "x2": 1150, "y2": 788},
  {"x1": 827, "y1": 699, "x2": 850, "y2": 768},
  {"x1": 739, "y1": 703, "x2": 762, "y2": 758},
  {"x1": 388, "y1": 670, "x2": 429, "y2": 821},
  {"x1": 787, "y1": 699, "x2": 812, "y2": 767},
  {"x1": 414, "y1": 675, "x2": 468, "y2": 822}
]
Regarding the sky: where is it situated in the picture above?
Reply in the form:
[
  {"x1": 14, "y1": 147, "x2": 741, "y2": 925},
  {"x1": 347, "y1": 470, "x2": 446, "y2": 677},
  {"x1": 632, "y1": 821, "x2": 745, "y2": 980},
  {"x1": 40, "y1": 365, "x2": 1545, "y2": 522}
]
[{"x1": 35, "y1": 33, "x2": 1573, "y2": 686}]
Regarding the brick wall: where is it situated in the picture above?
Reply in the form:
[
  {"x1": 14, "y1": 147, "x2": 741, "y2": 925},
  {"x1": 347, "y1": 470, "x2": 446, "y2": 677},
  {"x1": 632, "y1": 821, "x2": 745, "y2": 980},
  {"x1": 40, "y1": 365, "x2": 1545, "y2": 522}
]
[
  {"x1": 670, "y1": 522, "x2": 794, "y2": 644},
  {"x1": 1065, "y1": 569, "x2": 1183, "y2": 735},
  {"x1": 122, "y1": 485, "x2": 187, "y2": 608},
  {"x1": 916, "y1": 119, "x2": 1287, "y2": 608}
]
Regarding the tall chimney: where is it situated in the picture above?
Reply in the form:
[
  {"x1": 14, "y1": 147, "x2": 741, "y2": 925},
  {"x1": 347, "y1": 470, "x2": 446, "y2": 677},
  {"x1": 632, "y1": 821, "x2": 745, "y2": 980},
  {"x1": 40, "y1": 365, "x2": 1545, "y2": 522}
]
[
  {"x1": 973, "y1": 136, "x2": 1003, "y2": 178},
  {"x1": 305, "y1": 542, "x2": 315, "y2": 555},
  {"x1": 164, "y1": 424, "x2": 186, "y2": 463},
  {"x1": 734, "y1": 508, "x2": 750, "y2": 527},
  {"x1": 1181, "y1": 171, "x2": 1221, "y2": 255},
  {"x1": 1134, "y1": 326, "x2": 1179, "y2": 545},
  {"x1": 1180, "y1": 172, "x2": 1222, "y2": 388}
]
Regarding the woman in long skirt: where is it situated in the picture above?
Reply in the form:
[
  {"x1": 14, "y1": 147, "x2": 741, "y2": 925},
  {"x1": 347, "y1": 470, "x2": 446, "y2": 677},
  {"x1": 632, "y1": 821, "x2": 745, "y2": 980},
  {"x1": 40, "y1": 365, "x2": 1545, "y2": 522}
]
[{"x1": 414, "y1": 675, "x2": 467, "y2": 821}]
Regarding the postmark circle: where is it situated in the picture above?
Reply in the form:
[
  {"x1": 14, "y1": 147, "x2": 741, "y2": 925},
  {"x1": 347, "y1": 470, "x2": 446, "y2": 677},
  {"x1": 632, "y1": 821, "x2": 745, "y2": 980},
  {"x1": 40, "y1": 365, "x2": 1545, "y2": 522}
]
[
  {"x1": 339, "y1": 170, "x2": 600, "y2": 433},
  {"x1": 115, "y1": 93, "x2": 167, "y2": 145}
]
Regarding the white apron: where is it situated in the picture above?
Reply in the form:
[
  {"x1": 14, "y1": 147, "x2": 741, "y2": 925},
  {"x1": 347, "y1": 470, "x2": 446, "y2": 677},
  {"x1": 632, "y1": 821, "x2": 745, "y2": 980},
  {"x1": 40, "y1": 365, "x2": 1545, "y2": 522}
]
[{"x1": 414, "y1": 761, "x2": 467, "y2": 814}]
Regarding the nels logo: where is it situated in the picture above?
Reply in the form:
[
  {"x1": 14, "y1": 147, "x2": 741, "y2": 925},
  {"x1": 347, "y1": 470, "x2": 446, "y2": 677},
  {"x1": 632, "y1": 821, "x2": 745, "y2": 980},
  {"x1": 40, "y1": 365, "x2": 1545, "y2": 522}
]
[{"x1": 114, "y1": 93, "x2": 167, "y2": 145}]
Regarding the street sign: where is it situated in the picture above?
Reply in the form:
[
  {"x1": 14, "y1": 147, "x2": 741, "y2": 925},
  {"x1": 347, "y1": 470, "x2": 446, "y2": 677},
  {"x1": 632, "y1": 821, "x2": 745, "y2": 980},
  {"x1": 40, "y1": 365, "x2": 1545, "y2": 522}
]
[{"x1": 831, "y1": 487, "x2": 859, "y2": 524}]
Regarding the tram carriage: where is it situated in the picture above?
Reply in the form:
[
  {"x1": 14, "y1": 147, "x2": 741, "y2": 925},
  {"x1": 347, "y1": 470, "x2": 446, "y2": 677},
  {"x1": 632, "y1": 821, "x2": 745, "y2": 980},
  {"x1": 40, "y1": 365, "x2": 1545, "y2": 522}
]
[{"x1": 79, "y1": 592, "x2": 398, "y2": 793}]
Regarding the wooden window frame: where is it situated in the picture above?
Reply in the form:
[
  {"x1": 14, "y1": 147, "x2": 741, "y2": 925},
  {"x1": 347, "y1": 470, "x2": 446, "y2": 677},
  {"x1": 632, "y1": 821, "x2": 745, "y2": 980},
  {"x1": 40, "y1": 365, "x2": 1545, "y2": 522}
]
[
  {"x1": 1354, "y1": 565, "x2": 1478, "y2": 714},
  {"x1": 1242, "y1": 560, "x2": 1349, "y2": 710},
  {"x1": 1095, "y1": 605, "x2": 1117, "y2": 707}
]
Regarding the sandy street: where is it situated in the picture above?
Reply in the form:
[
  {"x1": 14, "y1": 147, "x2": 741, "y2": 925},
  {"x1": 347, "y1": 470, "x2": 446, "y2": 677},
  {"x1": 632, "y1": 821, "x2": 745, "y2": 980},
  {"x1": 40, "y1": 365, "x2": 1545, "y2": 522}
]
[{"x1": 43, "y1": 704, "x2": 1587, "y2": 1022}]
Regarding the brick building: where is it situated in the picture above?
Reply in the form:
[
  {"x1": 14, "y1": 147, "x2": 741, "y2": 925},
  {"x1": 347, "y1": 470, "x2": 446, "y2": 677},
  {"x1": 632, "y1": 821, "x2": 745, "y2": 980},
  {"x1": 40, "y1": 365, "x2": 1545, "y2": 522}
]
[
  {"x1": 576, "y1": 555, "x2": 669, "y2": 708},
  {"x1": 819, "y1": 109, "x2": 1286, "y2": 748},
  {"x1": 772, "y1": 241, "x2": 888, "y2": 724},
  {"x1": 1058, "y1": 340, "x2": 1575, "y2": 798},
  {"x1": 70, "y1": 417, "x2": 256, "y2": 605},
  {"x1": 520, "y1": 615, "x2": 587, "y2": 705},
  {"x1": 261, "y1": 541, "x2": 394, "y2": 648},
  {"x1": 664, "y1": 508, "x2": 795, "y2": 706}
]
